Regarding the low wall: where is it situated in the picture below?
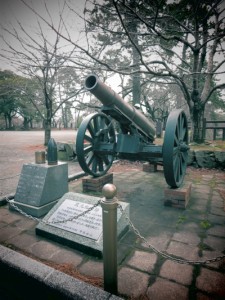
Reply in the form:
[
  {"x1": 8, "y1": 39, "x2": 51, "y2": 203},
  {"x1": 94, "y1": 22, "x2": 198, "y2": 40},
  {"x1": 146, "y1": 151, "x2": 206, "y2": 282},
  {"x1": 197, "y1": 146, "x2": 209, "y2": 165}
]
[{"x1": 188, "y1": 150, "x2": 225, "y2": 169}]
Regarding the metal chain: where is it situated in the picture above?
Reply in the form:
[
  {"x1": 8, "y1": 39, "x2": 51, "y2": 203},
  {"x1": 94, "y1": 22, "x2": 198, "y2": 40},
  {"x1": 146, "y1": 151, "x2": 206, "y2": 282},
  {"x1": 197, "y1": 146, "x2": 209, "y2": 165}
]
[
  {"x1": 6, "y1": 197, "x2": 101, "y2": 225},
  {"x1": 118, "y1": 204, "x2": 225, "y2": 265},
  {"x1": 4, "y1": 196, "x2": 225, "y2": 265}
]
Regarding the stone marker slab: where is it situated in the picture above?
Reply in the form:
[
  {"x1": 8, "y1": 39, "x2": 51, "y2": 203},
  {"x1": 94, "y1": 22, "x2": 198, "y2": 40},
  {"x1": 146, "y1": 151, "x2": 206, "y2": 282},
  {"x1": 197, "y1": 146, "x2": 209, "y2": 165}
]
[
  {"x1": 36, "y1": 192, "x2": 130, "y2": 257},
  {"x1": 10, "y1": 162, "x2": 68, "y2": 217}
]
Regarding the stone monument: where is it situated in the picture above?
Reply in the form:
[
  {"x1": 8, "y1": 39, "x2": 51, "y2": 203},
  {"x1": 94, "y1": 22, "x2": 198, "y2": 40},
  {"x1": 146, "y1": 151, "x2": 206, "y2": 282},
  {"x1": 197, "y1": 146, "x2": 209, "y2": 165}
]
[{"x1": 9, "y1": 138, "x2": 68, "y2": 217}]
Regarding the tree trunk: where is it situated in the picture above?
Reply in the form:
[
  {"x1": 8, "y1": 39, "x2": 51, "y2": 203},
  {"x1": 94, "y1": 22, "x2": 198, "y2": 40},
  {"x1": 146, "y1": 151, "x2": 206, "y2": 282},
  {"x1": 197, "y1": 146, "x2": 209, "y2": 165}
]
[
  {"x1": 4, "y1": 114, "x2": 8, "y2": 129},
  {"x1": 23, "y1": 117, "x2": 29, "y2": 130},
  {"x1": 44, "y1": 118, "x2": 51, "y2": 146},
  {"x1": 191, "y1": 104, "x2": 205, "y2": 143},
  {"x1": 8, "y1": 115, "x2": 12, "y2": 129},
  {"x1": 132, "y1": 72, "x2": 141, "y2": 106},
  {"x1": 128, "y1": 0, "x2": 141, "y2": 106}
]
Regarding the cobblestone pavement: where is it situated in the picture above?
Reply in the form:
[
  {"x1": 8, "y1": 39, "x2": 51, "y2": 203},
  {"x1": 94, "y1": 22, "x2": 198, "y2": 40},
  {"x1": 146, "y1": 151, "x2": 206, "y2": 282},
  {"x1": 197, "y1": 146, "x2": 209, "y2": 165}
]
[{"x1": 0, "y1": 131, "x2": 225, "y2": 299}]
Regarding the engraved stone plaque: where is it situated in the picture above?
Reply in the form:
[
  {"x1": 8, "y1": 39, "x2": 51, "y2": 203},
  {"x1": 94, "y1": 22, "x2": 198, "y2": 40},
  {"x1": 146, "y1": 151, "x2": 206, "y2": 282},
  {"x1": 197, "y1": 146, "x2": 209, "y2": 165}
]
[
  {"x1": 48, "y1": 199, "x2": 102, "y2": 240},
  {"x1": 36, "y1": 192, "x2": 130, "y2": 257}
]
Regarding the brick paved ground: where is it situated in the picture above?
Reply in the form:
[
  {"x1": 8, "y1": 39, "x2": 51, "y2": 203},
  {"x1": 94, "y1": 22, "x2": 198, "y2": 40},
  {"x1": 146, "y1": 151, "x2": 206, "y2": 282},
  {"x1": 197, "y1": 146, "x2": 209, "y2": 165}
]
[{"x1": 0, "y1": 130, "x2": 225, "y2": 299}]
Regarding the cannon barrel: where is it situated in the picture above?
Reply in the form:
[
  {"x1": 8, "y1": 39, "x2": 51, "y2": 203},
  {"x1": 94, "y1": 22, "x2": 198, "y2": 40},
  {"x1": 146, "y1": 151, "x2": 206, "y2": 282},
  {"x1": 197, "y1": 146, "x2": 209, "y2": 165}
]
[{"x1": 84, "y1": 74, "x2": 156, "y2": 141}]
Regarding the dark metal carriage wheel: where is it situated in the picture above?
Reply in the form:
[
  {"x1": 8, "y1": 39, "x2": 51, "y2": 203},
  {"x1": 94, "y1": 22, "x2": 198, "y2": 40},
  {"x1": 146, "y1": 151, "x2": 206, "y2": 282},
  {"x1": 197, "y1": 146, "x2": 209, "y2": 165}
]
[
  {"x1": 76, "y1": 112, "x2": 116, "y2": 177},
  {"x1": 163, "y1": 109, "x2": 189, "y2": 188}
]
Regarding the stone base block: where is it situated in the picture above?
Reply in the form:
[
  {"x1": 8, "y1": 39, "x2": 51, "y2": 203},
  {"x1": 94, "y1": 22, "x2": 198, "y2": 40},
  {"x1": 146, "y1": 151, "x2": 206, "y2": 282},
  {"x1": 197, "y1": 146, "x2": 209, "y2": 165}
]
[
  {"x1": 143, "y1": 162, "x2": 157, "y2": 172},
  {"x1": 82, "y1": 173, "x2": 113, "y2": 192},
  {"x1": 143, "y1": 163, "x2": 163, "y2": 172},
  {"x1": 164, "y1": 182, "x2": 192, "y2": 209},
  {"x1": 13, "y1": 162, "x2": 68, "y2": 217},
  {"x1": 9, "y1": 199, "x2": 59, "y2": 217}
]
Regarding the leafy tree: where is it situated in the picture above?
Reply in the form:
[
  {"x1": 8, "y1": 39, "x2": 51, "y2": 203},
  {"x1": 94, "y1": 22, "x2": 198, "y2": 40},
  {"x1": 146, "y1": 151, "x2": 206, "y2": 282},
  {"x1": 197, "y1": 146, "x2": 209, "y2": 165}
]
[
  {"x1": 114, "y1": 0, "x2": 225, "y2": 142},
  {"x1": 73, "y1": 0, "x2": 225, "y2": 142},
  {"x1": 0, "y1": 70, "x2": 24, "y2": 128}
]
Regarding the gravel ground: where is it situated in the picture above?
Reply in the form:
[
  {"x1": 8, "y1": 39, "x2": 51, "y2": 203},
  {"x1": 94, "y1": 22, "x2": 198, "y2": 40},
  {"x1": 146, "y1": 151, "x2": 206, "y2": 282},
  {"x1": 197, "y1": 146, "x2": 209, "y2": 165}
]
[{"x1": 0, "y1": 130, "x2": 82, "y2": 197}]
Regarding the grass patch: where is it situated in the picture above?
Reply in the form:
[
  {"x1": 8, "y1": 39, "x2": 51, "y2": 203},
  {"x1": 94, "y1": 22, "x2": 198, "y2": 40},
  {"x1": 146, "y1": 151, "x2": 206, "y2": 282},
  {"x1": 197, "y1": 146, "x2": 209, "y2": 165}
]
[
  {"x1": 200, "y1": 219, "x2": 212, "y2": 229},
  {"x1": 176, "y1": 215, "x2": 187, "y2": 228}
]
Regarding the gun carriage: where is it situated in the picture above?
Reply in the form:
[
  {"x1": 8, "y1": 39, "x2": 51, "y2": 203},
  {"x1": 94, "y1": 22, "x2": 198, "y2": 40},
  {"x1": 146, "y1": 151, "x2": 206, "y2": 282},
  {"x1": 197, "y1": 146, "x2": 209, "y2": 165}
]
[{"x1": 76, "y1": 74, "x2": 189, "y2": 188}]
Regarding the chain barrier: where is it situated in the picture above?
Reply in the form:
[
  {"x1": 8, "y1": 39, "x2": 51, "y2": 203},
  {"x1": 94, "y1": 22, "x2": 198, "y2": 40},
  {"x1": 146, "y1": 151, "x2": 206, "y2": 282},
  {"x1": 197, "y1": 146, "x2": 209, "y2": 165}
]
[
  {"x1": 5, "y1": 197, "x2": 101, "y2": 225},
  {"x1": 118, "y1": 204, "x2": 225, "y2": 266},
  {"x1": 4, "y1": 196, "x2": 225, "y2": 266},
  {"x1": 0, "y1": 174, "x2": 20, "y2": 180}
]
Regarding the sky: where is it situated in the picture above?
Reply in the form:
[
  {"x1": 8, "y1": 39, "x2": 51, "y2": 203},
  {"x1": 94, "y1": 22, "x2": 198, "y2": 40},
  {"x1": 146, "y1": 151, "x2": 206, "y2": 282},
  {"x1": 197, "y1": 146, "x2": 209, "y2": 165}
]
[
  {"x1": 0, "y1": 0, "x2": 85, "y2": 28},
  {"x1": 0, "y1": 0, "x2": 86, "y2": 71},
  {"x1": 0, "y1": 0, "x2": 224, "y2": 91}
]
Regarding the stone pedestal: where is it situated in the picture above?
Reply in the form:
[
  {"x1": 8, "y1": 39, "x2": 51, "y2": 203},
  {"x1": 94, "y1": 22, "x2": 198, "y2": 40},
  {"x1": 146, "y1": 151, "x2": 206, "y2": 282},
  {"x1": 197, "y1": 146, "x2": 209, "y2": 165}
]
[
  {"x1": 9, "y1": 162, "x2": 68, "y2": 217},
  {"x1": 36, "y1": 192, "x2": 130, "y2": 257},
  {"x1": 164, "y1": 182, "x2": 192, "y2": 209},
  {"x1": 143, "y1": 162, "x2": 163, "y2": 173},
  {"x1": 82, "y1": 173, "x2": 113, "y2": 192},
  {"x1": 143, "y1": 162, "x2": 158, "y2": 172}
]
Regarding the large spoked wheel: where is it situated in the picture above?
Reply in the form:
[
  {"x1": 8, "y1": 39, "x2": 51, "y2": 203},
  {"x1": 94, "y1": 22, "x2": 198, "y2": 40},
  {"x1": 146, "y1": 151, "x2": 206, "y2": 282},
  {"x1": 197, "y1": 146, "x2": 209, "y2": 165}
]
[
  {"x1": 76, "y1": 112, "x2": 116, "y2": 177},
  {"x1": 163, "y1": 109, "x2": 189, "y2": 188}
]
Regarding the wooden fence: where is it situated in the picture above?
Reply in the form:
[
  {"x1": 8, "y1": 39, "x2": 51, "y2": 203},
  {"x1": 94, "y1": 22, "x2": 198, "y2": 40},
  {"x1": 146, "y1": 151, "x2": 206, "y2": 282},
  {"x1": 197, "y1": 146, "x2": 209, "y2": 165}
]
[{"x1": 203, "y1": 119, "x2": 225, "y2": 141}]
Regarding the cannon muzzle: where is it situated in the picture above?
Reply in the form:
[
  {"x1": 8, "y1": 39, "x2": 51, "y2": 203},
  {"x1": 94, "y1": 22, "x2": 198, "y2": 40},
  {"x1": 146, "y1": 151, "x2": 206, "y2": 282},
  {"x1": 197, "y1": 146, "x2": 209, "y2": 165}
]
[{"x1": 84, "y1": 74, "x2": 156, "y2": 141}]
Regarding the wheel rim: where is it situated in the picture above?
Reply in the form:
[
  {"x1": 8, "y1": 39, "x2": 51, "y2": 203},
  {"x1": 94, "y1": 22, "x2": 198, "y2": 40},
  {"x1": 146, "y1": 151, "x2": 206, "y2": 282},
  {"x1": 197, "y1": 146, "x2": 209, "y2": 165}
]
[
  {"x1": 76, "y1": 112, "x2": 116, "y2": 177},
  {"x1": 163, "y1": 109, "x2": 189, "y2": 188}
]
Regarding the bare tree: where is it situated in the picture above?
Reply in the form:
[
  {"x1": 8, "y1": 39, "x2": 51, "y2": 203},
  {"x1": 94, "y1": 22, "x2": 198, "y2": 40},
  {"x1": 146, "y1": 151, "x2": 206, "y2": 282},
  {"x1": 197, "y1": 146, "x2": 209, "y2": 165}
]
[
  {"x1": 0, "y1": 8, "x2": 82, "y2": 145},
  {"x1": 5, "y1": 0, "x2": 225, "y2": 143}
]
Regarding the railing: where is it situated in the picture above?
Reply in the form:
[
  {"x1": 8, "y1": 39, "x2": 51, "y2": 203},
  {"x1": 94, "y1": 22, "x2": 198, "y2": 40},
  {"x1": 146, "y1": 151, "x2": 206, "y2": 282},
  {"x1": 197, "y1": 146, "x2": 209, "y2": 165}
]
[{"x1": 203, "y1": 119, "x2": 225, "y2": 141}]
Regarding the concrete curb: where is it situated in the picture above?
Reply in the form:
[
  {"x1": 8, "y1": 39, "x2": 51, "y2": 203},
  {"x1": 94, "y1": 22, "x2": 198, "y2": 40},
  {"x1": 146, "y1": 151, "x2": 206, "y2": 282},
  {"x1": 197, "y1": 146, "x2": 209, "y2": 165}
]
[
  {"x1": 0, "y1": 245, "x2": 122, "y2": 300},
  {"x1": 68, "y1": 171, "x2": 86, "y2": 182}
]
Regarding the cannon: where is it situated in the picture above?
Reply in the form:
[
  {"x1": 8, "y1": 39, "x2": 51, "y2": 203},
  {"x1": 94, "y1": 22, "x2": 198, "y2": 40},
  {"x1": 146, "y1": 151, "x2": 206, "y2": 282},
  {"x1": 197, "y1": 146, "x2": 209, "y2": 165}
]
[{"x1": 76, "y1": 74, "x2": 189, "y2": 188}]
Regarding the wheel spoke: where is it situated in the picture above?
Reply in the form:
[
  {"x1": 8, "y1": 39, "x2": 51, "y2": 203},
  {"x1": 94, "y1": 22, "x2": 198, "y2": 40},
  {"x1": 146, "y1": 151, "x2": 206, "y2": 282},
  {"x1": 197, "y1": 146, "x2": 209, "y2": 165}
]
[
  {"x1": 83, "y1": 145, "x2": 93, "y2": 154},
  {"x1": 176, "y1": 156, "x2": 181, "y2": 181},
  {"x1": 92, "y1": 157, "x2": 98, "y2": 173},
  {"x1": 173, "y1": 146, "x2": 179, "y2": 156},
  {"x1": 84, "y1": 134, "x2": 93, "y2": 143},
  {"x1": 176, "y1": 117, "x2": 180, "y2": 140},
  {"x1": 102, "y1": 155, "x2": 110, "y2": 166},
  {"x1": 173, "y1": 155, "x2": 179, "y2": 181},
  {"x1": 88, "y1": 123, "x2": 95, "y2": 137},
  {"x1": 98, "y1": 158, "x2": 104, "y2": 171},
  {"x1": 94, "y1": 116, "x2": 100, "y2": 132},
  {"x1": 177, "y1": 157, "x2": 181, "y2": 181},
  {"x1": 181, "y1": 151, "x2": 187, "y2": 163},
  {"x1": 174, "y1": 134, "x2": 179, "y2": 146},
  {"x1": 100, "y1": 116, "x2": 106, "y2": 129},
  {"x1": 181, "y1": 124, "x2": 186, "y2": 140},
  {"x1": 86, "y1": 152, "x2": 94, "y2": 166}
]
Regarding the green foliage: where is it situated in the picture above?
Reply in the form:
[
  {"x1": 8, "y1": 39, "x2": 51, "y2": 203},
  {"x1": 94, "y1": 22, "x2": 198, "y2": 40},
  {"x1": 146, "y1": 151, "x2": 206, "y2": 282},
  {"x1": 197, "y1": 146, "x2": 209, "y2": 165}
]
[
  {"x1": 200, "y1": 220, "x2": 212, "y2": 230},
  {"x1": 176, "y1": 214, "x2": 187, "y2": 228},
  {"x1": 84, "y1": 0, "x2": 225, "y2": 142},
  {"x1": 0, "y1": 70, "x2": 45, "y2": 129}
]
